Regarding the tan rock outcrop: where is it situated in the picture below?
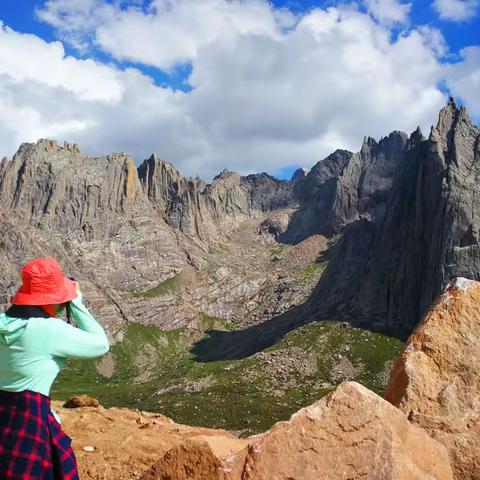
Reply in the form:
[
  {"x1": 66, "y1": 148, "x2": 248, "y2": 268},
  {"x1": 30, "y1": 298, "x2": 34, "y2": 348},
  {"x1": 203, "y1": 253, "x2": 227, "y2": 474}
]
[
  {"x1": 53, "y1": 401, "x2": 247, "y2": 480},
  {"x1": 141, "y1": 436, "x2": 247, "y2": 480},
  {"x1": 242, "y1": 382, "x2": 453, "y2": 480},
  {"x1": 63, "y1": 395, "x2": 100, "y2": 408},
  {"x1": 385, "y1": 277, "x2": 480, "y2": 479}
]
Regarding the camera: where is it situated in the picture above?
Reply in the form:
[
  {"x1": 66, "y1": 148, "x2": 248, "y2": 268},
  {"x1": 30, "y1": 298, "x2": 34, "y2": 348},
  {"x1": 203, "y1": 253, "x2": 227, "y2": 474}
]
[{"x1": 66, "y1": 277, "x2": 76, "y2": 325}]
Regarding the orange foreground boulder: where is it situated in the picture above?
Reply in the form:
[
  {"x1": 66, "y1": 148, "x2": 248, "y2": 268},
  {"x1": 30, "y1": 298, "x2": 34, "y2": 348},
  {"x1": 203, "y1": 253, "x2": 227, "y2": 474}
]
[
  {"x1": 241, "y1": 382, "x2": 452, "y2": 480},
  {"x1": 141, "y1": 436, "x2": 247, "y2": 480},
  {"x1": 385, "y1": 277, "x2": 480, "y2": 480},
  {"x1": 143, "y1": 382, "x2": 452, "y2": 480},
  {"x1": 53, "y1": 402, "x2": 248, "y2": 480},
  {"x1": 58, "y1": 381, "x2": 452, "y2": 479}
]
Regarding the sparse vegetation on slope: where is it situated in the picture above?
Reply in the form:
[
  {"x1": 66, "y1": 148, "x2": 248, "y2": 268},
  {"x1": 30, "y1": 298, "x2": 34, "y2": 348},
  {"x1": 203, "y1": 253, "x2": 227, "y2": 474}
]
[
  {"x1": 131, "y1": 276, "x2": 178, "y2": 298},
  {"x1": 52, "y1": 320, "x2": 402, "y2": 435}
]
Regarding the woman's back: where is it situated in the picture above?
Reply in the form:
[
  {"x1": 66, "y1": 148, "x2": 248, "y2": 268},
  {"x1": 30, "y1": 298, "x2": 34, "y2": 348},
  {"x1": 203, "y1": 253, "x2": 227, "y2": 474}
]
[
  {"x1": 0, "y1": 313, "x2": 65, "y2": 395},
  {"x1": 0, "y1": 297, "x2": 109, "y2": 397}
]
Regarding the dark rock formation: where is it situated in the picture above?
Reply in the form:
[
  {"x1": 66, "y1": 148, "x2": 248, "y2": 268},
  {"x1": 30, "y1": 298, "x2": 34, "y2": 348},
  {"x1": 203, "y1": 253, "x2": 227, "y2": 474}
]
[
  {"x1": 309, "y1": 99, "x2": 480, "y2": 332},
  {"x1": 291, "y1": 167, "x2": 310, "y2": 181},
  {"x1": 281, "y1": 129, "x2": 410, "y2": 243}
]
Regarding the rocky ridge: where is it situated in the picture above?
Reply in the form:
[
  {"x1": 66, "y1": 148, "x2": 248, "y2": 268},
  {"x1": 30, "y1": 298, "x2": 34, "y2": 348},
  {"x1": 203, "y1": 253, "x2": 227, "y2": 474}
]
[
  {"x1": 0, "y1": 139, "x2": 301, "y2": 336},
  {"x1": 308, "y1": 99, "x2": 480, "y2": 332},
  {"x1": 282, "y1": 129, "x2": 412, "y2": 243}
]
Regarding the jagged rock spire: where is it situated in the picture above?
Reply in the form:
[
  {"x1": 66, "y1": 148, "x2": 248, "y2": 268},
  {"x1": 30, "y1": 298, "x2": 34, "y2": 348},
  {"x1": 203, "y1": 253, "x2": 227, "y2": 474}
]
[{"x1": 408, "y1": 126, "x2": 425, "y2": 148}]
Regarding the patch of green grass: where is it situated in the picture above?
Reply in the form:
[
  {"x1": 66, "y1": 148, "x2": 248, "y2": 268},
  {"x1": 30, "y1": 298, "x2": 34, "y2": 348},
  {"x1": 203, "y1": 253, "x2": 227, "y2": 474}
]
[
  {"x1": 52, "y1": 320, "x2": 403, "y2": 435},
  {"x1": 199, "y1": 313, "x2": 233, "y2": 332},
  {"x1": 278, "y1": 322, "x2": 404, "y2": 395},
  {"x1": 208, "y1": 242, "x2": 231, "y2": 254},
  {"x1": 300, "y1": 262, "x2": 323, "y2": 282},
  {"x1": 298, "y1": 255, "x2": 329, "y2": 283},
  {"x1": 131, "y1": 276, "x2": 177, "y2": 298},
  {"x1": 270, "y1": 245, "x2": 288, "y2": 257}
]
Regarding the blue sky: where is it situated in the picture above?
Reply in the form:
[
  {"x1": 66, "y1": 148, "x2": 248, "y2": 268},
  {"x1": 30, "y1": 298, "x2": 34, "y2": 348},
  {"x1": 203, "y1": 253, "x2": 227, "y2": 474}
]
[{"x1": 0, "y1": 0, "x2": 478, "y2": 180}]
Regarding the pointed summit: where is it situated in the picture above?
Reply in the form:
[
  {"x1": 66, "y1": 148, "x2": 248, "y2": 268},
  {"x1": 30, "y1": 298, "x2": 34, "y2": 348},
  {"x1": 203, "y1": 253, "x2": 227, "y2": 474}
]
[
  {"x1": 431, "y1": 98, "x2": 477, "y2": 153},
  {"x1": 435, "y1": 98, "x2": 458, "y2": 137},
  {"x1": 434, "y1": 97, "x2": 475, "y2": 138},
  {"x1": 408, "y1": 126, "x2": 425, "y2": 148},
  {"x1": 361, "y1": 136, "x2": 378, "y2": 154},
  {"x1": 213, "y1": 168, "x2": 236, "y2": 182},
  {"x1": 291, "y1": 168, "x2": 310, "y2": 181}
]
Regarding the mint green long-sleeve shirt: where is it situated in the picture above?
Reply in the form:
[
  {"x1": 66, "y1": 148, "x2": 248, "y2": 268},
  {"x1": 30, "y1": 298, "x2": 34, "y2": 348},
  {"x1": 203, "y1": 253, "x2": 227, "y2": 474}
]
[{"x1": 0, "y1": 291, "x2": 109, "y2": 397}]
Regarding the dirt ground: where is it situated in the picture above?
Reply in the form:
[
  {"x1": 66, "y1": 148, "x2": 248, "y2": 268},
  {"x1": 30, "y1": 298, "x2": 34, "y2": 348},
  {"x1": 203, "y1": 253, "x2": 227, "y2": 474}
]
[{"x1": 54, "y1": 401, "x2": 247, "y2": 480}]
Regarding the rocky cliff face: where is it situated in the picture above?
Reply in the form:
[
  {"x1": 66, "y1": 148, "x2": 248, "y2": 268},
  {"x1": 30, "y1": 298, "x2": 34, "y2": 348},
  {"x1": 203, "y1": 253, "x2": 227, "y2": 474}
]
[
  {"x1": 0, "y1": 139, "x2": 144, "y2": 238},
  {"x1": 0, "y1": 140, "x2": 191, "y2": 333},
  {"x1": 307, "y1": 100, "x2": 480, "y2": 332},
  {"x1": 0, "y1": 138, "x2": 302, "y2": 335},
  {"x1": 282, "y1": 129, "x2": 412, "y2": 243},
  {"x1": 138, "y1": 155, "x2": 296, "y2": 240},
  {"x1": 0, "y1": 141, "x2": 295, "y2": 243}
]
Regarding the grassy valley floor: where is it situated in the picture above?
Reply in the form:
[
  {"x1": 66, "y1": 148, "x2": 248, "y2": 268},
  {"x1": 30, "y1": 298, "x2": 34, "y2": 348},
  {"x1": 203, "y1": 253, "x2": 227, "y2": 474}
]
[{"x1": 52, "y1": 320, "x2": 403, "y2": 436}]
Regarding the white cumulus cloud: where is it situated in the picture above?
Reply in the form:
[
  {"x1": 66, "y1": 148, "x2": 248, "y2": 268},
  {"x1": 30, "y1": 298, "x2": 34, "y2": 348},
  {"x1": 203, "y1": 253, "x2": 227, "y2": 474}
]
[
  {"x1": 35, "y1": 0, "x2": 116, "y2": 52},
  {"x1": 0, "y1": 1, "x2": 476, "y2": 181},
  {"x1": 0, "y1": 23, "x2": 124, "y2": 102},
  {"x1": 445, "y1": 46, "x2": 480, "y2": 116},
  {"x1": 433, "y1": 0, "x2": 480, "y2": 22},
  {"x1": 364, "y1": 0, "x2": 411, "y2": 24},
  {"x1": 37, "y1": 0, "x2": 296, "y2": 70}
]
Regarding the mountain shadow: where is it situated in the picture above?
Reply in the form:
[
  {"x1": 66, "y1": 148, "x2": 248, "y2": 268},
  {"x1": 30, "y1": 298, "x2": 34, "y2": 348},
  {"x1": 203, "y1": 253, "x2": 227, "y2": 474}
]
[
  {"x1": 191, "y1": 236, "x2": 407, "y2": 362},
  {"x1": 192, "y1": 303, "x2": 309, "y2": 361}
]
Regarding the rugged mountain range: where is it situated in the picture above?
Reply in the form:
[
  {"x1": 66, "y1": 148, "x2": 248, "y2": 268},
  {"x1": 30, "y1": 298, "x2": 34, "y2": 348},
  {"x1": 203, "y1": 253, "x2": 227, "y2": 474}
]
[
  {"x1": 0, "y1": 137, "x2": 304, "y2": 337},
  {"x1": 0, "y1": 99, "x2": 478, "y2": 340}
]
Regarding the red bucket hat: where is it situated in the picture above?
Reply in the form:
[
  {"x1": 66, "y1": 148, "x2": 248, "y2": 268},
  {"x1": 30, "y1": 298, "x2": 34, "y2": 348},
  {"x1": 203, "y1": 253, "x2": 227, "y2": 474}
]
[{"x1": 12, "y1": 258, "x2": 77, "y2": 306}]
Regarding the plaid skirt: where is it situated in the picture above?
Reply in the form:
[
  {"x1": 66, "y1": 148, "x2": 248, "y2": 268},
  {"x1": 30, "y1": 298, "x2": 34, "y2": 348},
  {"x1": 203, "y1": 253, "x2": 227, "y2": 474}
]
[{"x1": 0, "y1": 390, "x2": 79, "y2": 480}]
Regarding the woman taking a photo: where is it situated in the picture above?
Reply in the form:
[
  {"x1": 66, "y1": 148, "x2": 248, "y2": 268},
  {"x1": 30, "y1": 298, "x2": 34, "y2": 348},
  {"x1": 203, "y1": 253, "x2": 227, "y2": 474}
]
[{"x1": 0, "y1": 258, "x2": 110, "y2": 479}]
